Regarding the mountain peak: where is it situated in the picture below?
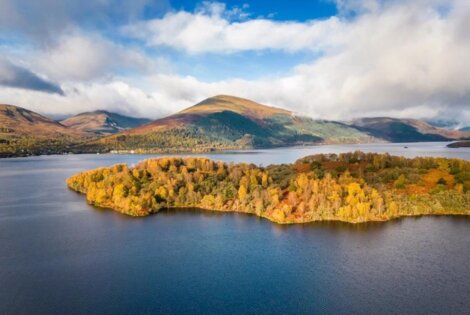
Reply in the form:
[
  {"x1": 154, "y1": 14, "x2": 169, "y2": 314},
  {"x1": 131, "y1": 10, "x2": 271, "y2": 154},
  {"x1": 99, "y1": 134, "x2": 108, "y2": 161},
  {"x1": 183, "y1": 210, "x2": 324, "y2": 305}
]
[
  {"x1": 199, "y1": 94, "x2": 253, "y2": 103},
  {"x1": 84, "y1": 110, "x2": 111, "y2": 116},
  {"x1": 181, "y1": 95, "x2": 291, "y2": 120}
]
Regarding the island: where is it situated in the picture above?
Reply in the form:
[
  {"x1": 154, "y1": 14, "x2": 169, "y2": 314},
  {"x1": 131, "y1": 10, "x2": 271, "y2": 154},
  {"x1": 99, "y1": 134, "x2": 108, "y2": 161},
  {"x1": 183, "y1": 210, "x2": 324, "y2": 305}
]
[
  {"x1": 67, "y1": 152, "x2": 470, "y2": 224},
  {"x1": 447, "y1": 141, "x2": 470, "y2": 148}
]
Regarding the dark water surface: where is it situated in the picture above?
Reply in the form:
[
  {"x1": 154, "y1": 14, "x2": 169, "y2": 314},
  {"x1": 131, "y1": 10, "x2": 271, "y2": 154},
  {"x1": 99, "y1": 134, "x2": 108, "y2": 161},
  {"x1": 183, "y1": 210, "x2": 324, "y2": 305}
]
[{"x1": 1, "y1": 143, "x2": 470, "y2": 314}]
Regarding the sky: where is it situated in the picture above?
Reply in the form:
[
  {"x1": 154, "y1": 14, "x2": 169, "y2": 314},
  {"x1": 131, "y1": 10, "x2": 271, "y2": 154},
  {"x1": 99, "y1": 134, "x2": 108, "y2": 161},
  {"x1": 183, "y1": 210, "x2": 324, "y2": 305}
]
[{"x1": 0, "y1": 0, "x2": 469, "y2": 127}]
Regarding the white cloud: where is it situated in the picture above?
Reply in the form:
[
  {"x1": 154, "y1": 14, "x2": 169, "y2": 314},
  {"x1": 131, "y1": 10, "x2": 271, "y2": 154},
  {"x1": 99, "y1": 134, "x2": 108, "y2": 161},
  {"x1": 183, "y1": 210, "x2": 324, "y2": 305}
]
[
  {"x1": 123, "y1": 7, "x2": 342, "y2": 53},
  {"x1": 30, "y1": 31, "x2": 166, "y2": 82},
  {"x1": 195, "y1": 1, "x2": 251, "y2": 21}
]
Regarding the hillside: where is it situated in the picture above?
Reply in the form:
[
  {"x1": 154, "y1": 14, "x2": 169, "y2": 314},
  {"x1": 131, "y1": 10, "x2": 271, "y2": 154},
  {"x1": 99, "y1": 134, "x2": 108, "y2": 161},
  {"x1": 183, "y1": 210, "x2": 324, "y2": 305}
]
[
  {"x1": 61, "y1": 110, "x2": 151, "y2": 135},
  {"x1": 0, "y1": 104, "x2": 87, "y2": 157},
  {"x1": 350, "y1": 117, "x2": 470, "y2": 142},
  {"x1": 87, "y1": 95, "x2": 376, "y2": 152}
]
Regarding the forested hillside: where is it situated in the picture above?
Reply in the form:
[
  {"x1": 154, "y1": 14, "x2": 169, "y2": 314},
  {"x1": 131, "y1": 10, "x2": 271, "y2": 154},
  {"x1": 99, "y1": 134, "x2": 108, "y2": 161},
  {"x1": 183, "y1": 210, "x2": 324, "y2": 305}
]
[{"x1": 67, "y1": 152, "x2": 470, "y2": 224}]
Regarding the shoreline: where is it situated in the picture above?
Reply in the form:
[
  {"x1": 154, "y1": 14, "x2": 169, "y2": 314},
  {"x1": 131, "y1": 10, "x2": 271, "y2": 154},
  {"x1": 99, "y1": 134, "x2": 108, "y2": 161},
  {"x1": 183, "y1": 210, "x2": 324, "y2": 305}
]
[{"x1": 76, "y1": 195, "x2": 470, "y2": 225}]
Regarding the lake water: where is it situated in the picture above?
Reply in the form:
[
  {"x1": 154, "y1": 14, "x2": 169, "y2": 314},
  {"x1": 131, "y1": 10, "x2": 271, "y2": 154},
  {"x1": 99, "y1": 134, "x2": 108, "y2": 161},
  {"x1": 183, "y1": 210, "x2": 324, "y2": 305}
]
[{"x1": 1, "y1": 142, "x2": 470, "y2": 314}]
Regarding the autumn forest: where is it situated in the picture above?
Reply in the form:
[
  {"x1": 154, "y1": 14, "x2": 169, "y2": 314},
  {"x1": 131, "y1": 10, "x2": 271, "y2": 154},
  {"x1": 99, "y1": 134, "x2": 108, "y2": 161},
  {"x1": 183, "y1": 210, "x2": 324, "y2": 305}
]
[{"x1": 65, "y1": 152, "x2": 470, "y2": 224}]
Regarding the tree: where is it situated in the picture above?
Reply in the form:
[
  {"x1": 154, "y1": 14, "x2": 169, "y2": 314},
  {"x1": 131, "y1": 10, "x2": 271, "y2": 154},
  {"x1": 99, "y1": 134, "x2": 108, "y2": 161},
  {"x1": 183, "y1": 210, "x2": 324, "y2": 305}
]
[
  {"x1": 238, "y1": 184, "x2": 247, "y2": 200},
  {"x1": 394, "y1": 175, "x2": 406, "y2": 189},
  {"x1": 296, "y1": 173, "x2": 309, "y2": 192},
  {"x1": 261, "y1": 173, "x2": 269, "y2": 188}
]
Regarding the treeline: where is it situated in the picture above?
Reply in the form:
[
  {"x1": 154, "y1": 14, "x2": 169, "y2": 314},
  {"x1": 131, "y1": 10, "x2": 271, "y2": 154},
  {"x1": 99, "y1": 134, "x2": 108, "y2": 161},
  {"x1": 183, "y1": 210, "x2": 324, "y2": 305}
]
[
  {"x1": 67, "y1": 152, "x2": 470, "y2": 223},
  {"x1": 0, "y1": 135, "x2": 81, "y2": 158},
  {"x1": 87, "y1": 119, "x2": 325, "y2": 154},
  {"x1": 88, "y1": 127, "x2": 247, "y2": 153}
]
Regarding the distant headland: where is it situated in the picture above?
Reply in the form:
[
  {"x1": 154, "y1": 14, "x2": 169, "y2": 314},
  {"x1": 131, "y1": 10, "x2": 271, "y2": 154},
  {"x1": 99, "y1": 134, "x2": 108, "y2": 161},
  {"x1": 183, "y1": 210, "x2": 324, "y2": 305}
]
[{"x1": 448, "y1": 141, "x2": 470, "y2": 148}]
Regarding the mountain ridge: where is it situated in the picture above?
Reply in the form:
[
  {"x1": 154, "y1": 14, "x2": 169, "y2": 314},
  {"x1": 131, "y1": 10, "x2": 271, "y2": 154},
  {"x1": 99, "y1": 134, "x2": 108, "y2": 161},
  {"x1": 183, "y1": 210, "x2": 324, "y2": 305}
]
[
  {"x1": 61, "y1": 110, "x2": 151, "y2": 135},
  {"x1": 2, "y1": 96, "x2": 469, "y2": 157},
  {"x1": 349, "y1": 117, "x2": 469, "y2": 142}
]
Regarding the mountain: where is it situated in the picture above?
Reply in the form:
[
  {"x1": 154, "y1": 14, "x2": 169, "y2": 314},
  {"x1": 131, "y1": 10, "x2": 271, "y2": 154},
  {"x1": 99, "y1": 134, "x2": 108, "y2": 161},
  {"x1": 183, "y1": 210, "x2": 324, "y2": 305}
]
[
  {"x1": 88, "y1": 95, "x2": 376, "y2": 152},
  {"x1": 3, "y1": 97, "x2": 468, "y2": 157},
  {"x1": 459, "y1": 126, "x2": 470, "y2": 132},
  {"x1": 61, "y1": 110, "x2": 151, "y2": 135},
  {"x1": 349, "y1": 117, "x2": 470, "y2": 142},
  {"x1": 0, "y1": 104, "x2": 87, "y2": 157}
]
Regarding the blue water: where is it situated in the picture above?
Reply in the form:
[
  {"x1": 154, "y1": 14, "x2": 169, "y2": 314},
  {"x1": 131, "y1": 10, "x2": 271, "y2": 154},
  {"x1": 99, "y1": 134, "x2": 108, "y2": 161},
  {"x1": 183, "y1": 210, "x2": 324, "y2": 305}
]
[{"x1": 0, "y1": 142, "x2": 469, "y2": 314}]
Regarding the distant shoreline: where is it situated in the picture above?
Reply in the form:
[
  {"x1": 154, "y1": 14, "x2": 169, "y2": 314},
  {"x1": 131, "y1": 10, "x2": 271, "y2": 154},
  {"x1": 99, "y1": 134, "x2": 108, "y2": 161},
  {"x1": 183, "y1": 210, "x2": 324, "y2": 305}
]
[{"x1": 1, "y1": 140, "x2": 462, "y2": 159}]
